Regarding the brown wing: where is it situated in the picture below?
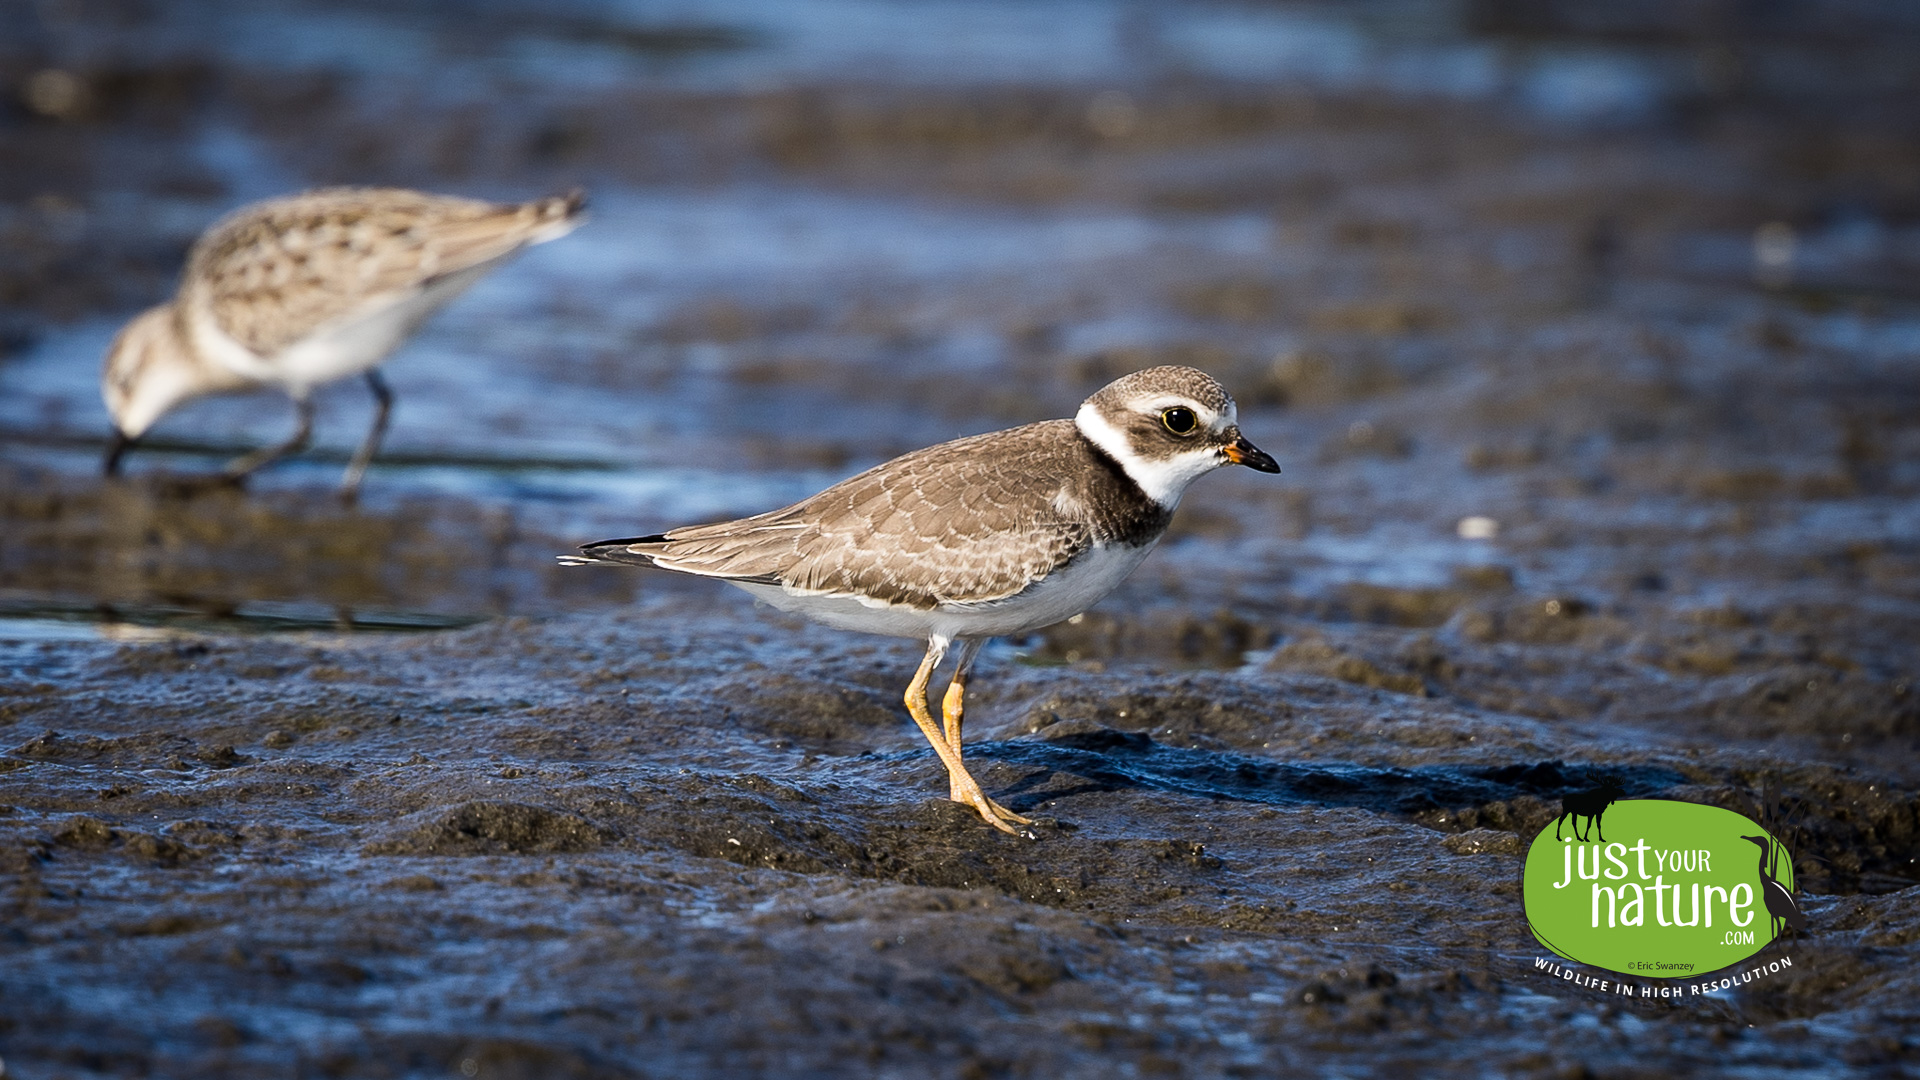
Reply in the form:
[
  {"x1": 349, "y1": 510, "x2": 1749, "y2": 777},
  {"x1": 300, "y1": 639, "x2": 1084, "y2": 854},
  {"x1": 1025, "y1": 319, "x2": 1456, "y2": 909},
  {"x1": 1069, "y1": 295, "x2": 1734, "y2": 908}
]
[
  {"x1": 183, "y1": 187, "x2": 582, "y2": 357},
  {"x1": 628, "y1": 421, "x2": 1116, "y2": 609}
]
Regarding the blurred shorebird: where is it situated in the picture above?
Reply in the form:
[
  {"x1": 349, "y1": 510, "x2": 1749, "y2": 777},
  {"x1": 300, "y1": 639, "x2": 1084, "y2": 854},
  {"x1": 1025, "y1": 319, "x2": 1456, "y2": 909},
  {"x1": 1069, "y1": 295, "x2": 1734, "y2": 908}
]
[
  {"x1": 561, "y1": 366, "x2": 1280, "y2": 834},
  {"x1": 101, "y1": 186, "x2": 586, "y2": 500}
]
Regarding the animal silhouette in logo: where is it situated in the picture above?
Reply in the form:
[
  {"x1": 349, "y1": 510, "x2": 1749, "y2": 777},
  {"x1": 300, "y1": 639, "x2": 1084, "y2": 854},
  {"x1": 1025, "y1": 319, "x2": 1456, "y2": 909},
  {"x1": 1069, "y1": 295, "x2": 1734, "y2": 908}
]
[
  {"x1": 1742, "y1": 834, "x2": 1809, "y2": 939},
  {"x1": 1553, "y1": 783, "x2": 1626, "y2": 843}
]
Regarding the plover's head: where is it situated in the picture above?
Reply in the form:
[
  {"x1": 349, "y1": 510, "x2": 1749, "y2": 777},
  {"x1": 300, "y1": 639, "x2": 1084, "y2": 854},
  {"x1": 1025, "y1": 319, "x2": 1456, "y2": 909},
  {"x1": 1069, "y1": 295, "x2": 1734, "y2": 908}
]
[
  {"x1": 101, "y1": 304, "x2": 202, "y2": 439},
  {"x1": 1074, "y1": 366, "x2": 1279, "y2": 507}
]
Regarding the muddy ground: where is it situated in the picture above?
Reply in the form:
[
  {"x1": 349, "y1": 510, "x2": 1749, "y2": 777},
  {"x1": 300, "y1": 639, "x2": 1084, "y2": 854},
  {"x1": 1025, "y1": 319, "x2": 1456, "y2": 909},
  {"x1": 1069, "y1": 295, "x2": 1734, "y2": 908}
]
[{"x1": 3, "y1": 2, "x2": 1920, "y2": 1077}]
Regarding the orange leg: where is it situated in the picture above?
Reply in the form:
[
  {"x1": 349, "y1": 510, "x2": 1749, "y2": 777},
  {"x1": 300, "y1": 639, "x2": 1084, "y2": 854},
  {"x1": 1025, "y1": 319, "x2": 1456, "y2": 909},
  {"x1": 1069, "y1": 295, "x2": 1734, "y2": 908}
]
[
  {"x1": 942, "y1": 676, "x2": 967, "y2": 802},
  {"x1": 941, "y1": 638, "x2": 981, "y2": 757},
  {"x1": 904, "y1": 637, "x2": 1032, "y2": 835},
  {"x1": 938, "y1": 639, "x2": 1029, "y2": 824}
]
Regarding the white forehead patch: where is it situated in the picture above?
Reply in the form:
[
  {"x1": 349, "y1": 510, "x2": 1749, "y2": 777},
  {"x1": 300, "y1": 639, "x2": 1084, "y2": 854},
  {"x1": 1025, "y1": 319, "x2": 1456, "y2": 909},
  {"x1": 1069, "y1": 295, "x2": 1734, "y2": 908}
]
[{"x1": 1074, "y1": 400, "x2": 1229, "y2": 508}]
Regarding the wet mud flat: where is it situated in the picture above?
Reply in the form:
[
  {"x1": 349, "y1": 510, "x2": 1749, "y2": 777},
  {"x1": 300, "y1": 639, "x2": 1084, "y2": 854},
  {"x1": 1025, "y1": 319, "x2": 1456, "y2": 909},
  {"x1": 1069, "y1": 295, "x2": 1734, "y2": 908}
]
[
  {"x1": 5, "y1": 0, "x2": 1920, "y2": 1076},
  {"x1": 2, "y1": 589, "x2": 1918, "y2": 1079},
  {"x1": 2, "y1": 461, "x2": 1918, "y2": 1078}
]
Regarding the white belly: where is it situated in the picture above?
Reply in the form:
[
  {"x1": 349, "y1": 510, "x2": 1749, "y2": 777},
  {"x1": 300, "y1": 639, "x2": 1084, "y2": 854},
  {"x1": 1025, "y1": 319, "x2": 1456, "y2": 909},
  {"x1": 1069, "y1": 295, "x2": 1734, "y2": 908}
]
[{"x1": 730, "y1": 541, "x2": 1157, "y2": 641}]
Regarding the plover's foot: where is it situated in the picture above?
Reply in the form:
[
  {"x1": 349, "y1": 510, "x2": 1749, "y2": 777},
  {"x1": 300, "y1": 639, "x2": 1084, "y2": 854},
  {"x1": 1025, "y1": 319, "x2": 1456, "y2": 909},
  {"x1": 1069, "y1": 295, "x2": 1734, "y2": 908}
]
[
  {"x1": 948, "y1": 780, "x2": 1033, "y2": 827},
  {"x1": 951, "y1": 779, "x2": 1037, "y2": 836}
]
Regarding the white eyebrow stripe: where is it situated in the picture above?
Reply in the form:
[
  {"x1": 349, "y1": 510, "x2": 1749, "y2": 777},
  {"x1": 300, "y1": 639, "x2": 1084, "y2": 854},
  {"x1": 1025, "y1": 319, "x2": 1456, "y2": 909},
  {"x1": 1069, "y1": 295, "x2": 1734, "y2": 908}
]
[{"x1": 1139, "y1": 396, "x2": 1234, "y2": 433}]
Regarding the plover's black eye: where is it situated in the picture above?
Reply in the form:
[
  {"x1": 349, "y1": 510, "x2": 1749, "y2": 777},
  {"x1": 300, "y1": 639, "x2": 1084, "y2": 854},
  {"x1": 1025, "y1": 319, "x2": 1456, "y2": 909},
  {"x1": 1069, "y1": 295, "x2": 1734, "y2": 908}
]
[{"x1": 1160, "y1": 407, "x2": 1198, "y2": 435}]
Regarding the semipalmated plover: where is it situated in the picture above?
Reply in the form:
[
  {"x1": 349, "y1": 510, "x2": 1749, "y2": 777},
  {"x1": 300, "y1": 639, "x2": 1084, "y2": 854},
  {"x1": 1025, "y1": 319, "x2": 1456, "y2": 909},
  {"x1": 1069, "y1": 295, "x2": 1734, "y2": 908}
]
[
  {"x1": 562, "y1": 366, "x2": 1279, "y2": 835},
  {"x1": 101, "y1": 187, "x2": 586, "y2": 500}
]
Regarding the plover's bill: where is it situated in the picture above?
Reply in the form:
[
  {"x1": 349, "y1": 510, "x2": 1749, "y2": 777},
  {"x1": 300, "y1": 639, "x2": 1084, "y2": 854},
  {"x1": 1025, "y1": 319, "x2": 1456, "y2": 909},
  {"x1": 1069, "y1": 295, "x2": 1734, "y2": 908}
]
[
  {"x1": 561, "y1": 366, "x2": 1280, "y2": 834},
  {"x1": 101, "y1": 186, "x2": 586, "y2": 500}
]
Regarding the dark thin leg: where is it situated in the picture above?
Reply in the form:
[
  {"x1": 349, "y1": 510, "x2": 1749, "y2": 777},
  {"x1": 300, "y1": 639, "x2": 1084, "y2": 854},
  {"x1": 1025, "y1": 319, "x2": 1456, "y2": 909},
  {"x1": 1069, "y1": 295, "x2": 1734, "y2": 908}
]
[
  {"x1": 103, "y1": 429, "x2": 134, "y2": 477},
  {"x1": 222, "y1": 397, "x2": 314, "y2": 482},
  {"x1": 340, "y1": 370, "x2": 393, "y2": 503}
]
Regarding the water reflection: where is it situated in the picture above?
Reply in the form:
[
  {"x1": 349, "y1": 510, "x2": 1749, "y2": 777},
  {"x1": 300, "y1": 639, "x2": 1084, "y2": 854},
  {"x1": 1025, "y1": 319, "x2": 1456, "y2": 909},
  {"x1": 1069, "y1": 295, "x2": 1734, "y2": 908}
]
[{"x1": 0, "y1": 598, "x2": 485, "y2": 642}]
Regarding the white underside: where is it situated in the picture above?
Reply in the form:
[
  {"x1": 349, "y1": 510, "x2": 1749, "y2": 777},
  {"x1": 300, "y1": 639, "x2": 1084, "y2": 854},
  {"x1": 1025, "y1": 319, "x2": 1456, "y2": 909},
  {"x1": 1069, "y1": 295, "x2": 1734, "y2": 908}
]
[
  {"x1": 193, "y1": 260, "x2": 502, "y2": 396},
  {"x1": 730, "y1": 540, "x2": 1158, "y2": 641}
]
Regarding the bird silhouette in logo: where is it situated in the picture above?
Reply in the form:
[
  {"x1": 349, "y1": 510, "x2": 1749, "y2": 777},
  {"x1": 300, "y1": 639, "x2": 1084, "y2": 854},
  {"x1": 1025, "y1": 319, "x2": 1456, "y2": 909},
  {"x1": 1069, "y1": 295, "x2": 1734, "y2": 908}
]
[
  {"x1": 1741, "y1": 834, "x2": 1808, "y2": 939},
  {"x1": 1553, "y1": 783, "x2": 1625, "y2": 843}
]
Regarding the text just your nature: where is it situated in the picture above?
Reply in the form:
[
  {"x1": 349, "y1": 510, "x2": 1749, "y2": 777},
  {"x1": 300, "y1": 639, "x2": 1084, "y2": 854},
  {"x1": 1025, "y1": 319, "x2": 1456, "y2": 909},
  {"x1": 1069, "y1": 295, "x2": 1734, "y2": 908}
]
[{"x1": 1553, "y1": 837, "x2": 1756, "y2": 932}]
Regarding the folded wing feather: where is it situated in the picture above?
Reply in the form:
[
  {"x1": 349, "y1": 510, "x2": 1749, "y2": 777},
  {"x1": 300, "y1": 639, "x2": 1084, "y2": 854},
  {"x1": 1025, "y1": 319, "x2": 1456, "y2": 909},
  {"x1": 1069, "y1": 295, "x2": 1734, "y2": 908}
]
[{"x1": 606, "y1": 422, "x2": 1100, "y2": 610}]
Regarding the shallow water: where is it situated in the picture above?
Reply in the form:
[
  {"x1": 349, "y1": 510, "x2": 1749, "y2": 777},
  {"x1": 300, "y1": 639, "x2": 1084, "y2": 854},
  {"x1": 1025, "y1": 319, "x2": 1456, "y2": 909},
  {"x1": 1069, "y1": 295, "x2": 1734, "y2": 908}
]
[{"x1": 2, "y1": 1, "x2": 1919, "y2": 1076}]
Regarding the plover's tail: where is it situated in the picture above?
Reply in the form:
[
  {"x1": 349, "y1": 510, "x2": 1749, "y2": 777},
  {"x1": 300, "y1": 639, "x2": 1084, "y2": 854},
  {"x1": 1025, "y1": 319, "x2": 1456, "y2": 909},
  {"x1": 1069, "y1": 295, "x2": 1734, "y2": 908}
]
[{"x1": 556, "y1": 535, "x2": 666, "y2": 568}]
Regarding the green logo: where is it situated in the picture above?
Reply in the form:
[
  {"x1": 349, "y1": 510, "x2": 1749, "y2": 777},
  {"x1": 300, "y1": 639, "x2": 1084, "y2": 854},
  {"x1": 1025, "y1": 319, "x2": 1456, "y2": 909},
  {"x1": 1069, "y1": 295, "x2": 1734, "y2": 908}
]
[{"x1": 1523, "y1": 797, "x2": 1806, "y2": 978}]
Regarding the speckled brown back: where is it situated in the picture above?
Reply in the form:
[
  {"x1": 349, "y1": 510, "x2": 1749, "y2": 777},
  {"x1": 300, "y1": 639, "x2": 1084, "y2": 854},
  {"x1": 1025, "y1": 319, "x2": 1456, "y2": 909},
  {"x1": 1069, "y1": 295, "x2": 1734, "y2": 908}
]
[{"x1": 181, "y1": 187, "x2": 582, "y2": 357}]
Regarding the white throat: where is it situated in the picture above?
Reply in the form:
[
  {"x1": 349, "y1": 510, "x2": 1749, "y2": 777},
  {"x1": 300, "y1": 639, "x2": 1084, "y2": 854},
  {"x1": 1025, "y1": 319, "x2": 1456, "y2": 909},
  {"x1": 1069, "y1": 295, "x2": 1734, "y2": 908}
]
[{"x1": 1074, "y1": 402, "x2": 1223, "y2": 509}]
